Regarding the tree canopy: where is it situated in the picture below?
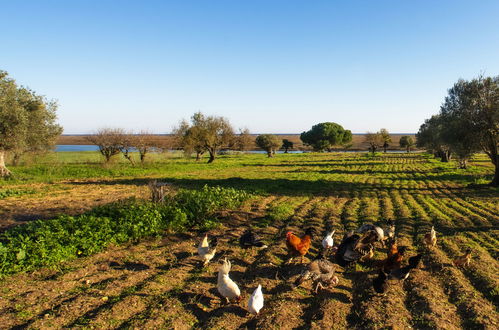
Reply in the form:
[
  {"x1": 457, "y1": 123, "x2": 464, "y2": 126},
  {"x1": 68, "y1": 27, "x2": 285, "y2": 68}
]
[
  {"x1": 300, "y1": 122, "x2": 352, "y2": 152},
  {"x1": 0, "y1": 70, "x2": 62, "y2": 177},
  {"x1": 418, "y1": 75, "x2": 499, "y2": 184},
  {"x1": 174, "y1": 112, "x2": 235, "y2": 163},
  {"x1": 256, "y1": 134, "x2": 281, "y2": 157},
  {"x1": 399, "y1": 136, "x2": 415, "y2": 153}
]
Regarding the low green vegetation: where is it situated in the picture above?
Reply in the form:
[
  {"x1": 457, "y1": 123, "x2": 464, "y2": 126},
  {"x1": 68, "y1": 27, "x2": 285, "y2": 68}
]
[
  {"x1": 0, "y1": 188, "x2": 36, "y2": 199},
  {"x1": 0, "y1": 186, "x2": 251, "y2": 276}
]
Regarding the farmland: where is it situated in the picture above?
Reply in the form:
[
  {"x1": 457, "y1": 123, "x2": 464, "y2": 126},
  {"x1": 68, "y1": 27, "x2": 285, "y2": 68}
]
[{"x1": 0, "y1": 152, "x2": 498, "y2": 329}]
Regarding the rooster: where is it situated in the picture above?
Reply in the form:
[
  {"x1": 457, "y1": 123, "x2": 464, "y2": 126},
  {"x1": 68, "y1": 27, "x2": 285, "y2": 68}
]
[
  {"x1": 453, "y1": 248, "x2": 472, "y2": 267},
  {"x1": 423, "y1": 226, "x2": 437, "y2": 247},
  {"x1": 247, "y1": 284, "x2": 264, "y2": 315},
  {"x1": 356, "y1": 223, "x2": 385, "y2": 245},
  {"x1": 382, "y1": 246, "x2": 407, "y2": 273},
  {"x1": 286, "y1": 228, "x2": 313, "y2": 263},
  {"x1": 217, "y1": 258, "x2": 241, "y2": 304},
  {"x1": 198, "y1": 234, "x2": 217, "y2": 266},
  {"x1": 388, "y1": 254, "x2": 422, "y2": 280},
  {"x1": 294, "y1": 252, "x2": 339, "y2": 293},
  {"x1": 387, "y1": 238, "x2": 398, "y2": 258}
]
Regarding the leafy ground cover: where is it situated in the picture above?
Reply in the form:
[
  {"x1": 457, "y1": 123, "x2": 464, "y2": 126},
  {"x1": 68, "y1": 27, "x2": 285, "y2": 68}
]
[{"x1": 0, "y1": 152, "x2": 497, "y2": 329}]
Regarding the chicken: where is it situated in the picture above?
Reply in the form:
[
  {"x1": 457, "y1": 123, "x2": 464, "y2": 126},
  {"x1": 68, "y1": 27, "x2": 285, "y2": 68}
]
[
  {"x1": 322, "y1": 230, "x2": 336, "y2": 255},
  {"x1": 198, "y1": 234, "x2": 217, "y2": 266},
  {"x1": 335, "y1": 231, "x2": 377, "y2": 267},
  {"x1": 294, "y1": 252, "x2": 339, "y2": 293},
  {"x1": 372, "y1": 270, "x2": 389, "y2": 294},
  {"x1": 239, "y1": 229, "x2": 268, "y2": 249},
  {"x1": 385, "y1": 220, "x2": 395, "y2": 241},
  {"x1": 387, "y1": 239, "x2": 398, "y2": 258},
  {"x1": 453, "y1": 248, "x2": 472, "y2": 267},
  {"x1": 217, "y1": 258, "x2": 241, "y2": 303},
  {"x1": 247, "y1": 284, "x2": 264, "y2": 315},
  {"x1": 423, "y1": 226, "x2": 437, "y2": 247},
  {"x1": 356, "y1": 223, "x2": 385, "y2": 245},
  {"x1": 373, "y1": 254, "x2": 421, "y2": 294},
  {"x1": 382, "y1": 246, "x2": 407, "y2": 273},
  {"x1": 286, "y1": 228, "x2": 313, "y2": 263},
  {"x1": 388, "y1": 254, "x2": 422, "y2": 280},
  {"x1": 359, "y1": 245, "x2": 374, "y2": 261}
]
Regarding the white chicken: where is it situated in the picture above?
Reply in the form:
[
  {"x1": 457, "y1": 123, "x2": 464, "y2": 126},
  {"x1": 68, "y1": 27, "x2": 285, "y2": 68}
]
[
  {"x1": 198, "y1": 234, "x2": 217, "y2": 266},
  {"x1": 322, "y1": 230, "x2": 335, "y2": 251},
  {"x1": 217, "y1": 258, "x2": 241, "y2": 303},
  {"x1": 247, "y1": 284, "x2": 264, "y2": 315}
]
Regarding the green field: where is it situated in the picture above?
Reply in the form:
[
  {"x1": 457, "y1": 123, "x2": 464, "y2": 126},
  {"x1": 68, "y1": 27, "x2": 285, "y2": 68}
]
[{"x1": 0, "y1": 152, "x2": 498, "y2": 329}]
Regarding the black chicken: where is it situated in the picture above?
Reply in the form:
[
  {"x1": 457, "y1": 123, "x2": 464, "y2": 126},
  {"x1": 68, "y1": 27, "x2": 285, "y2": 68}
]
[{"x1": 239, "y1": 229, "x2": 268, "y2": 249}]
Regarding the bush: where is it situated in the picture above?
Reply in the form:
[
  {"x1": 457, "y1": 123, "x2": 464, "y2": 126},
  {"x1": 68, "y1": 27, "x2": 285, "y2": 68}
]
[
  {"x1": 266, "y1": 203, "x2": 294, "y2": 222},
  {"x1": 0, "y1": 185, "x2": 250, "y2": 276}
]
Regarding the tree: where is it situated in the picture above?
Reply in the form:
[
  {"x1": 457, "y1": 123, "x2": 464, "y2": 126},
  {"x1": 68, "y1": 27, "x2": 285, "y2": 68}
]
[
  {"x1": 364, "y1": 132, "x2": 383, "y2": 154},
  {"x1": 282, "y1": 139, "x2": 293, "y2": 153},
  {"x1": 300, "y1": 122, "x2": 352, "y2": 152},
  {"x1": 399, "y1": 136, "x2": 415, "y2": 153},
  {"x1": 255, "y1": 134, "x2": 281, "y2": 157},
  {"x1": 416, "y1": 115, "x2": 452, "y2": 162},
  {"x1": 174, "y1": 112, "x2": 235, "y2": 163},
  {"x1": 379, "y1": 128, "x2": 392, "y2": 153},
  {"x1": 86, "y1": 128, "x2": 124, "y2": 163},
  {"x1": 0, "y1": 71, "x2": 62, "y2": 177},
  {"x1": 134, "y1": 131, "x2": 160, "y2": 163},
  {"x1": 440, "y1": 76, "x2": 499, "y2": 182},
  {"x1": 234, "y1": 128, "x2": 254, "y2": 151}
]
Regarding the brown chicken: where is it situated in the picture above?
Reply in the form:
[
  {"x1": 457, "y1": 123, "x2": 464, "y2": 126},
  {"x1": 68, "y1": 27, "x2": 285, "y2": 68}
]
[
  {"x1": 382, "y1": 246, "x2": 407, "y2": 273},
  {"x1": 387, "y1": 239, "x2": 398, "y2": 258},
  {"x1": 286, "y1": 228, "x2": 313, "y2": 263},
  {"x1": 453, "y1": 248, "x2": 472, "y2": 267}
]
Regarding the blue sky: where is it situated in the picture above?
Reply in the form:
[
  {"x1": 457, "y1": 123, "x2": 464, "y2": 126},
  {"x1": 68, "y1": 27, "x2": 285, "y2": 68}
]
[{"x1": 1, "y1": 0, "x2": 498, "y2": 134}]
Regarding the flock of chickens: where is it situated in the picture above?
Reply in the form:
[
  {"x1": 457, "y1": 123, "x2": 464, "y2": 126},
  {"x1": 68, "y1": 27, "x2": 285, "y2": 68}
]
[{"x1": 197, "y1": 221, "x2": 473, "y2": 316}]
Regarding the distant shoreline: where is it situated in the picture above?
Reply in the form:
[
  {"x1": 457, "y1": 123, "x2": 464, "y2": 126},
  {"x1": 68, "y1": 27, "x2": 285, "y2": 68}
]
[{"x1": 58, "y1": 134, "x2": 417, "y2": 151}]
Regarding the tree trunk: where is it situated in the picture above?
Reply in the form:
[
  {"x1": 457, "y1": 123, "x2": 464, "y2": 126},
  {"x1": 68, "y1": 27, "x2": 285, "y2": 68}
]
[
  {"x1": 12, "y1": 152, "x2": 22, "y2": 166},
  {"x1": 207, "y1": 150, "x2": 215, "y2": 163},
  {"x1": 491, "y1": 162, "x2": 499, "y2": 186},
  {"x1": 267, "y1": 150, "x2": 273, "y2": 157},
  {"x1": 0, "y1": 150, "x2": 12, "y2": 178},
  {"x1": 195, "y1": 152, "x2": 201, "y2": 161},
  {"x1": 458, "y1": 159, "x2": 467, "y2": 169},
  {"x1": 284, "y1": 148, "x2": 288, "y2": 153}
]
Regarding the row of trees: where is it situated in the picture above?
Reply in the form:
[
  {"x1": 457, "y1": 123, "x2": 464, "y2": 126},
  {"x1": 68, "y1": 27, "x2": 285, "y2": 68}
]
[
  {"x1": 0, "y1": 71, "x2": 62, "y2": 177},
  {"x1": 86, "y1": 129, "x2": 165, "y2": 164},
  {"x1": 416, "y1": 75, "x2": 498, "y2": 185}
]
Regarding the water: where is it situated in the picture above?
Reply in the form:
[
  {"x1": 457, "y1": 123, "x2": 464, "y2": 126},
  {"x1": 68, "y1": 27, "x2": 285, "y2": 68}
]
[{"x1": 55, "y1": 145, "x2": 412, "y2": 153}]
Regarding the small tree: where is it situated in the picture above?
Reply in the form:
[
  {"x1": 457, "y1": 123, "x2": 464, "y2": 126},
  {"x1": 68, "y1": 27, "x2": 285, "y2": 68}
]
[
  {"x1": 86, "y1": 128, "x2": 124, "y2": 163},
  {"x1": 0, "y1": 71, "x2": 62, "y2": 177},
  {"x1": 256, "y1": 134, "x2": 281, "y2": 157},
  {"x1": 364, "y1": 132, "x2": 383, "y2": 154},
  {"x1": 379, "y1": 128, "x2": 392, "y2": 153},
  {"x1": 399, "y1": 136, "x2": 415, "y2": 153},
  {"x1": 234, "y1": 128, "x2": 254, "y2": 151},
  {"x1": 282, "y1": 139, "x2": 293, "y2": 153},
  {"x1": 174, "y1": 112, "x2": 235, "y2": 163},
  {"x1": 300, "y1": 122, "x2": 352, "y2": 151},
  {"x1": 134, "y1": 131, "x2": 159, "y2": 163}
]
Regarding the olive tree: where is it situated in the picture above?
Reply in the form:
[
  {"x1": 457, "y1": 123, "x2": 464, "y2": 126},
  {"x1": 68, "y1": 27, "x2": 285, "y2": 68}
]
[
  {"x1": 234, "y1": 128, "x2": 254, "y2": 151},
  {"x1": 364, "y1": 132, "x2": 383, "y2": 154},
  {"x1": 256, "y1": 134, "x2": 281, "y2": 157},
  {"x1": 416, "y1": 115, "x2": 452, "y2": 162},
  {"x1": 174, "y1": 112, "x2": 234, "y2": 163},
  {"x1": 379, "y1": 128, "x2": 392, "y2": 153},
  {"x1": 300, "y1": 122, "x2": 352, "y2": 152},
  {"x1": 282, "y1": 139, "x2": 293, "y2": 153},
  {"x1": 134, "y1": 131, "x2": 160, "y2": 163},
  {"x1": 0, "y1": 71, "x2": 62, "y2": 177},
  {"x1": 399, "y1": 136, "x2": 415, "y2": 153},
  {"x1": 86, "y1": 128, "x2": 125, "y2": 163}
]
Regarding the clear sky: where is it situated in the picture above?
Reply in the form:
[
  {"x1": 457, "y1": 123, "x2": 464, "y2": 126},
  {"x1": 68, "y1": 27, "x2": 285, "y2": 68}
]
[{"x1": 1, "y1": 0, "x2": 498, "y2": 134}]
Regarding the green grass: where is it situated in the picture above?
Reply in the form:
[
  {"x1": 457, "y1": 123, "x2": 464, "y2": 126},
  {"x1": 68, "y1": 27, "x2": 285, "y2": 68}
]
[{"x1": 4, "y1": 151, "x2": 497, "y2": 194}]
